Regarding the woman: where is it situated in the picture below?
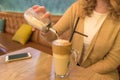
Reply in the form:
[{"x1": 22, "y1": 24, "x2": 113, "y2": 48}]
[{"x1": 31, "y1": 0, "x2": 120, "y2": 80}]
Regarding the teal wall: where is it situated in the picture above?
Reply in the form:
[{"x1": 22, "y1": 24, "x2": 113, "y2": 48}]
[{"x1": 0, "y1": 0, "x2": 76, "y2": 15}]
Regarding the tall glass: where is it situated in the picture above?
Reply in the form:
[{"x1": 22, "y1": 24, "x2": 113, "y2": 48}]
[{"x1": 52, "y1": 39, "x2": 72, "y2": 78}]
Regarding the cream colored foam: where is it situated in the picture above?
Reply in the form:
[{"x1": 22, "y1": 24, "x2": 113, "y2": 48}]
[{"x1": 53, "y1": 39, "x2": 70, "y2": 46}]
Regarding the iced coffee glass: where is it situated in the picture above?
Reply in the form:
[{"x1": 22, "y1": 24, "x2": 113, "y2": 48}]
[{"x1": 52, "y1": 39, "x2": 72, "y2": 78}]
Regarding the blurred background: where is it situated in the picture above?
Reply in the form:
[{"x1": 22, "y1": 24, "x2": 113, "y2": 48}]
[{"x1": 0, "y1": 0, "x2": 76, "y2": 15}]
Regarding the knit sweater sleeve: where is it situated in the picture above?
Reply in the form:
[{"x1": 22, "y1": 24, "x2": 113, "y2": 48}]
[{"x1": 52, "y1": 1, "x2": 81, "y2": 35}]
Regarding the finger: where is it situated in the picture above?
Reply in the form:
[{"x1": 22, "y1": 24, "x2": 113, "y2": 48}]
[
  {"x1": 32, "y1": 5, "x2": 39, "y2": 9},
  {"x1": 42, "y1": 12, "x2": 51, "y2": 19},
  {"x1": 32, "y1": 6, "x2": 46, "y2": 14},
  {"x1": 32, "y1": 27, "x2": 36, "y2": 31}
]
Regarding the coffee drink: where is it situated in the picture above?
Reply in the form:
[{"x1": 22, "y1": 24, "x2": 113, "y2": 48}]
[{"x1": 52, "y1": 39, "x2": 71, "y2": 78}]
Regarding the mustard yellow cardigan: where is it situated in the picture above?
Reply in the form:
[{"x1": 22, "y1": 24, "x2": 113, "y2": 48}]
[{"x1": 53, "y1": 0, "x2": 120, "y2": 80}]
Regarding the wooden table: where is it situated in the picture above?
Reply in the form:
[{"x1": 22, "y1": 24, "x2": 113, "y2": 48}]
[{"x1": 0, "y1": 47, "x2": 83, "y2": 80}]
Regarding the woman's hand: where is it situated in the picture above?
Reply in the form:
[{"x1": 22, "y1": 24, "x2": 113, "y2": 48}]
[
  {"x1": 32, "y1": 5, "x2": 51, "y2": 20},
  {"x1": 31, "y1": 5, "x2": 57, "y2": 42},
  {"x1": 31, "y1": 5, "x2": 51, "y2": 32}
]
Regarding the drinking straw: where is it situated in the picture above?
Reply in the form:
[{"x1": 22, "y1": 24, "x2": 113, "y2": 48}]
[{"x1": 69, "y1": 17, "x2": 88, "y2": 42}]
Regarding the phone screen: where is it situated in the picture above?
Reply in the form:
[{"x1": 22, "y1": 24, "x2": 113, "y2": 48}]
[
  {"x1": 5, "y1": 52, "x2": 31, "y2": 62},
  {"x1": 8, "y1": 53, "x2": 29, "y2": 59}
]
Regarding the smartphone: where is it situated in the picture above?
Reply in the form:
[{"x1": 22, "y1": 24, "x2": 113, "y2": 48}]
[{"x1": 5, "y1": 52, "x2": 32, "y2": 62}]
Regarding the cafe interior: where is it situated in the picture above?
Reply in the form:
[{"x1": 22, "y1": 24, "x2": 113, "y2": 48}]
[{"x1": 0, "y1": 0, "x2": 120, "y2": 80}]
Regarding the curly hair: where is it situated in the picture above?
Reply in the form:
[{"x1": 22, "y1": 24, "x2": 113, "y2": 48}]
[{"x1": 82, "y1": 0, "x2": 120, "y2": 20}]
